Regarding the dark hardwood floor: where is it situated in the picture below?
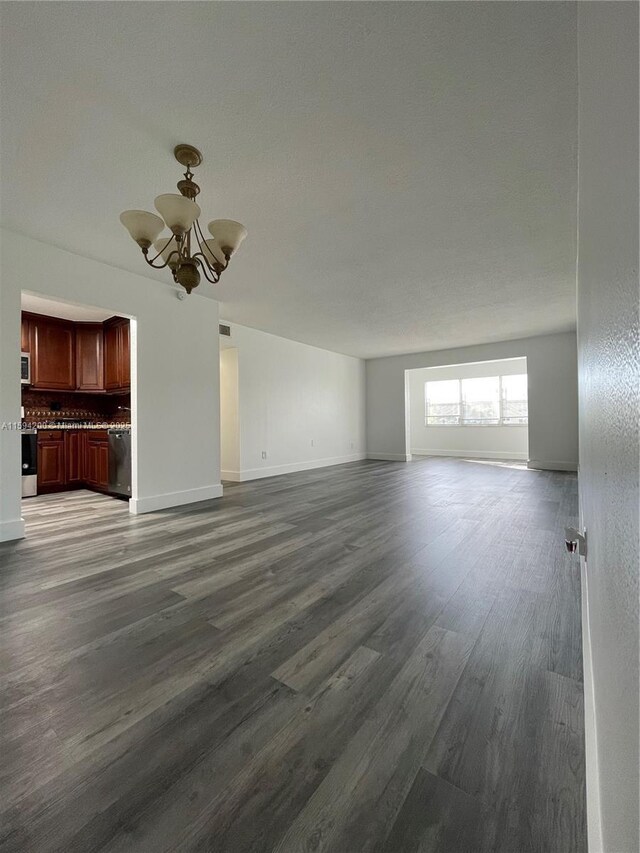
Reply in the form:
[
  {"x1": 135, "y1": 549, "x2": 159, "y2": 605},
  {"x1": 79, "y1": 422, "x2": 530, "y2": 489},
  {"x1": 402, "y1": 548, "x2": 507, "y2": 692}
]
[{"x1": 0, "y1": 457, "x2": 586, "y2": 852}]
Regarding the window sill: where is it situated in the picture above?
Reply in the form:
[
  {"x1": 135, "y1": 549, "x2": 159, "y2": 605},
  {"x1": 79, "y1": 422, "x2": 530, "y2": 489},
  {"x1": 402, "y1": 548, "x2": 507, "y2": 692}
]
[{"x1": 424, "y1": 422, "x2": 528, "y2": 428}]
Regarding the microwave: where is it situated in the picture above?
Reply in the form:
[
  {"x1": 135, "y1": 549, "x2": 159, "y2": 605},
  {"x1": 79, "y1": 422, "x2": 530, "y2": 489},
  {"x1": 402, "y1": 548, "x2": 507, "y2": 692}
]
[{"x1": 20, "y1": 352, "x2": 31, "y2": 385}]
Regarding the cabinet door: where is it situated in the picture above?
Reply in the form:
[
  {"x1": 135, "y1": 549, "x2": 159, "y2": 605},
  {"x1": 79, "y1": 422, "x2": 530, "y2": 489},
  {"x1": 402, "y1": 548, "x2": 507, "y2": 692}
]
[
  {"x1": 79, "y1": 431, "x2": 88, "y2": 481},
  {"x1": 21, "y1": 315, "x2": 31, "y2": 352},
  {"x1": 104, "y1": 323, "x2": 121, "y2": 391},
  {"x1": 84, "y1": 441, "x2": 99, "y2": 486},
  {"x1": 75, "y1": 324, "x2": 104, "y2": 391},
  {"x1": 119, "y1": 322, "x2": 130, "y2": 389},
  {"x1": 85, "y1": 438, "x2": 110, "y2": 489},
  {"x1": 31, "y1": 317, "x2": 75, "y2": 390},
  {"x1": 98, "y1": 443, "x2": 110, "y2": 488},
  {"x1": 104, "y1": 319, "x2": 130, "y2": 391},
  {"x1": 65, "y1": 431, "x2": 82, "y2": 483},
  {"x1": 38, "y1": 441, "x2": 66, "y2": 488}
]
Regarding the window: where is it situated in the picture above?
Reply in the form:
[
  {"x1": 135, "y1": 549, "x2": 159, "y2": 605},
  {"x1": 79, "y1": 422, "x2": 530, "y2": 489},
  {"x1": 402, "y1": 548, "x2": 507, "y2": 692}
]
[
  {"x1": 425, "y1": 379, "x2": 461, "y2": 425},
  {"x1": 501, "y1": 374, "x2": 528, "y2": 424},
  {"x1": 461, "y1": 376, "x2": 500, "y2": 424},
  {"x1": 425, "y1": 373, "x2": 528, "y2": 426}
]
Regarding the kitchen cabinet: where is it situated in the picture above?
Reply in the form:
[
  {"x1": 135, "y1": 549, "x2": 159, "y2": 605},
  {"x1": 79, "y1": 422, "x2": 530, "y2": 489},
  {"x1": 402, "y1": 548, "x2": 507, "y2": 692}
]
[
  {"x1": 37, "y1": 429, "x2": 111, "y2": 494},
  {"x1": 65, "y1": 430, "x2": 82, "y2": 484},
  {"x1": 104, "y1": 318, "x2": 130, "y2": 392},
  {"x1": 75, "y1": 323, "x2": 104, "y2": 391},
  {"x1": 22, "y1": 312, "x2": 129, "y2": 393},
  {"x1": 21, "y1": 315, "x2": 31, "y2": 352},
  {"x1": 120, "y1": 322, "x2": 130, "y2": 388},
  {"x1": 28, "y1": 314, "x2": 75, "y2": 390},
  {"x1": 84, "y1": 431, "x2": 109, "y2": 490},
  {"x1": 37, "y1": 431, "x2": 66, "y2": 491}
]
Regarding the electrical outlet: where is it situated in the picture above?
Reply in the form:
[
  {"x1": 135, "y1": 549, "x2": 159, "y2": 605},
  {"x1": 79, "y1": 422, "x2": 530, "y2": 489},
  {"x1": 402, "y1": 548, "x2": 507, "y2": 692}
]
[{"x1": 261, "y1": 451, "x2": 267, "y2": 459}]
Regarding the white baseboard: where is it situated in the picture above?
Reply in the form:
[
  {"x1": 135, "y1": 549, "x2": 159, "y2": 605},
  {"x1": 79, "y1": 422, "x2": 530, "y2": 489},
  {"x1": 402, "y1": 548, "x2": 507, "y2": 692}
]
[
  {"x1": 129, "y1": 484, "x2": 224, "y2": 514},
  {"x1": 0, "y1": 518, "x2": 25, "y2": 542},
  {"x1": 412, "y1": 448, "x2": 528, "y2": 461},
  {"x1": 527, "y1": 459, "x2": 578, "y2": 472},
  {"x1": 223, "y1": 453, "x2": 367, "y2": 483},
  {"x1": 366, "y1": 452, "x2": 412, "y2": 462}
]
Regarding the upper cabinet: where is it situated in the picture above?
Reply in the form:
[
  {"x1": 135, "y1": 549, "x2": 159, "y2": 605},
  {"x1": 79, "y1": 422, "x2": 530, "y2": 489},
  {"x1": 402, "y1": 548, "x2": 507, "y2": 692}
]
[
  {"x1": 75, "y1": 323, "x2": 104, "y2": 391},
  {"x1": 22, "y1": 312, "x2": 129, "y2": 393},
  {"x1": 104, "y1": 318, "x2": 130, "y2": 392},
  {"x1": 21, "y1": 315, "x2": 31, "y2": 352},
  {"x1": 29, "y1": 314, "x2": 75, "y2": 390}
]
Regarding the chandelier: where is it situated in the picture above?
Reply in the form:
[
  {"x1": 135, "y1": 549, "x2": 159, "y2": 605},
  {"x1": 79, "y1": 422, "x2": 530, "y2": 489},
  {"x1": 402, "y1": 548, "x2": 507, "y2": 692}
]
[{"x1": 120, "y1": 144, "x2": 247, "y2": 294}]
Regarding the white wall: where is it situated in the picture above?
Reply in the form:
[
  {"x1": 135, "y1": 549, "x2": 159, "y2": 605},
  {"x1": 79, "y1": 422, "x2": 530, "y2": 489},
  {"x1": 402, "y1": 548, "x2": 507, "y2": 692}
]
[
  {"x1": 0, "y1": 230, "x2": 222, "y2": 540},
  {"x1": 220, "y1": 322, "x2": 366, "y2": 481},
  {"x1": 577, "y1": 5, "x2": 639, "y2": 852},
  {"x1": 408, "y1": 357, "x2": 528, "y2": 460},
  {"x1": 366, "y1": 332, "x2": 578, "y2": 470}
]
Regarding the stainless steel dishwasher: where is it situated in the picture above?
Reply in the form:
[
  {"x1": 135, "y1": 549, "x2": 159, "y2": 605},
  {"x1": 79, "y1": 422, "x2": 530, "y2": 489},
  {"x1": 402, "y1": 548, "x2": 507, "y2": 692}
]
[{"x1": 108, "y1": 428, "x2": 131, "y2": 497}]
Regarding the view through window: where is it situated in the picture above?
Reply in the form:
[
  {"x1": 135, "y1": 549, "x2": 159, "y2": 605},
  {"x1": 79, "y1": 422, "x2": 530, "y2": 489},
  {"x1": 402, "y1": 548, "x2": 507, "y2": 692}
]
[{"x1": 425, "y1": 374, "x2": 528, "y2": 426}]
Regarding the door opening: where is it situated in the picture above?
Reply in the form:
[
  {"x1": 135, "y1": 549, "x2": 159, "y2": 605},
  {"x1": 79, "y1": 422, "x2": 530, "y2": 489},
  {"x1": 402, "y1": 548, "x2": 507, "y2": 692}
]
[
  {"x1": 220, "y1": 345, "x2": 240, "y2": 482},
  {"x1": 20, "y1": 291, "x2": 135, "y2": 508}
]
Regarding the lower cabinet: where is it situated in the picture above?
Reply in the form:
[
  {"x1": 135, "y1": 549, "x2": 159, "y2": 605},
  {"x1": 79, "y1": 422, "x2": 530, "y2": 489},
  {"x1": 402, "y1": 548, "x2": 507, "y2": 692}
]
[
  {"x1": 84, "y1": 433, "x2": 109, "y2": 490},
  {"x1": 65, "y1": 430, "x2": 82, "y2": 485},
  {"x1": 37, "y1": 430, "x2": 110, "y2": 494},
  {"x1": 37, "y1": 432, "x2": 66, "y2": 492}
]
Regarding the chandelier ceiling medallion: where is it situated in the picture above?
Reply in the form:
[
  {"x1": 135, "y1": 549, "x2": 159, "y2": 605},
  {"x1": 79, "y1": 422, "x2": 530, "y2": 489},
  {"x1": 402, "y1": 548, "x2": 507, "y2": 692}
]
[{"x1": 120, "y1": 144, "x2": 247, "y2": 294}]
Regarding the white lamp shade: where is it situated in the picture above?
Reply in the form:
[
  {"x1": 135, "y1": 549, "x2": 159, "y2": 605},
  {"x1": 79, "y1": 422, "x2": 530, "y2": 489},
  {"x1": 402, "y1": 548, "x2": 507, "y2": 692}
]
[
  {"x1": 119, "y1": 210, "x2": 165, "y2": 247},
  {"x1": 154, "y1": 194, "x2": 201, "y2": 235},
  {"x1": 153, "y1": 235, "x2": 180, "y2": 269},
  {"x1": 207, "y1": 219, "x2": 247, "y2": 255},
  {"x1": 201, "y1": 238, "x2": 226, "y2": 267}
]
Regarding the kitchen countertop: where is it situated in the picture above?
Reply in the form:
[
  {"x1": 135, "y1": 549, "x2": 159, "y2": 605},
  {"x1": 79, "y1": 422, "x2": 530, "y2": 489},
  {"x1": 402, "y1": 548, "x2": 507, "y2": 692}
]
[{"x1": 25, "y1": 422, "x2": 131, "y2": 431}]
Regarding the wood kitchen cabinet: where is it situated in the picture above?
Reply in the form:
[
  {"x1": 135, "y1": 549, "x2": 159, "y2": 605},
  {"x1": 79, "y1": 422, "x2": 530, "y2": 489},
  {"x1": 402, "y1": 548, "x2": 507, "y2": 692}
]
[
  {"x1": 75, "y1": 324, "x2": 104, "y2": 391},
  {"x1": 37, "y1": 431, "x2": 66, "y2": 492},
  {"x1": 104, "y1": 318, "x2": 130, "y2": 392},
  {"x1": 83, "y1": 431, "x2": 110, "y2": 490},
  {"x1": 37, "y1": 430, "x2": 111, "y2": 494},
  {"x1": 65, "y1": 430, "x2": 83, "y2": 484},
  {"x1": 28, "y1": 314, "x2": 75, "y2": 390},
  {"x1": 22, "y1": 312, "x2": 129, "y2": 393},
  {"x1": 21, "y1": 315, "x2": 31, "y2": 352}
]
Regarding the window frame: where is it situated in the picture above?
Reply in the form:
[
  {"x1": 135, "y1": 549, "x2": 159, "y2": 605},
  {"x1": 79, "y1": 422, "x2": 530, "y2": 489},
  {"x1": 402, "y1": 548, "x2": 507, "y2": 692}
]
[{"x1": 424, "y1": 374, "x2": 528, "y2": 427}]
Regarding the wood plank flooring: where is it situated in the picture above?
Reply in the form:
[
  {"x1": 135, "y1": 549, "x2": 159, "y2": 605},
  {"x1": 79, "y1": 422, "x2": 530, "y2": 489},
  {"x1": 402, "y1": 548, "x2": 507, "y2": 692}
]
[{"x1": 0, "y1": 457, "x2": 586, "y2": 852}]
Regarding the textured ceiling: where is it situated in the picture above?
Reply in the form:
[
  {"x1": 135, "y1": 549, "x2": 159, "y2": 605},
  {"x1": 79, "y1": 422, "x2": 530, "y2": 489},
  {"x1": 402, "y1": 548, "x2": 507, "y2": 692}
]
[{"x1": 0, "y1": 2, "x2": 578, "y2": 359}]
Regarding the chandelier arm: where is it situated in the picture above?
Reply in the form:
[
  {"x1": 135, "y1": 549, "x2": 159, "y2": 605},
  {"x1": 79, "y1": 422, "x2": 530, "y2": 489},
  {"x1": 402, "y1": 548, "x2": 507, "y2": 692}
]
[
  {"x1": 142, "y1": 248, "x2": 180, "y2": 270},
  {"x1": 151, "y1": 234, "x2": 175, "y2": 261},
  {"x1": 194, "y1": 218, "x2": 228, "y2": 272},
  {"x1": 144, "y1": 235, "x2": 176, "y2": 265},
  {"x1": 193, "y1": 219, "x2": 210, "y2": 254},
  {"x1": 193, "y1": 218, "x2": 204, "y2": 245},
  {"x1": 192, "y1": 253, "x2": 220, "y2": 284}
]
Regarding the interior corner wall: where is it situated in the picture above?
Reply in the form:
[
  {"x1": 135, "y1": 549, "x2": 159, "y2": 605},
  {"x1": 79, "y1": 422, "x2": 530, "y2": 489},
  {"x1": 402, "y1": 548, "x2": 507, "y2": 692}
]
[
  {"x1": 0, "y1": 230, "x2": 222, "y2": 539},
  {"x1": 576, "y1": 4, "x2": 639, "y2": 852},
  {"x1": 408, "y1": 357, "x2": 529, "y2": 460},
  {"x1": 366, "y1": 332, "x2": 578, "y2": 470},
  {"x1": 220, "y1": 322, "x2": 366, "y2": 481}
]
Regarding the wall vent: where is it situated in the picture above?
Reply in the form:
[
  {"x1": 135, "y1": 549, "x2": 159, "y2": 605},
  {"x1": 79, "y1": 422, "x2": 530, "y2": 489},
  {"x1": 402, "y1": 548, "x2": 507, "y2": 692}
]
[{"x1": 219, "y1": 324, "x2": 231, "y2": 337}]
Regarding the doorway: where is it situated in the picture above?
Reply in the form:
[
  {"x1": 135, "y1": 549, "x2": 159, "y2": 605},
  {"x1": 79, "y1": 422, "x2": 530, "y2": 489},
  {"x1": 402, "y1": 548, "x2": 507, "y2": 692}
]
[
  {"x1": 20, "y1": 292, "x2": 135, "y2": 506},
  {"x1": 219, "y1": 344, "x2": 240, "y2": 482}
]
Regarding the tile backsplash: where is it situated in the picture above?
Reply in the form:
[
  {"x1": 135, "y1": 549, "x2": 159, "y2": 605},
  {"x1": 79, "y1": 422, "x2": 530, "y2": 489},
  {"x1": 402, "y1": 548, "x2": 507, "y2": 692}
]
[{"x1": 22, "y1": 389, "x2": 131, "y2": 423}]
